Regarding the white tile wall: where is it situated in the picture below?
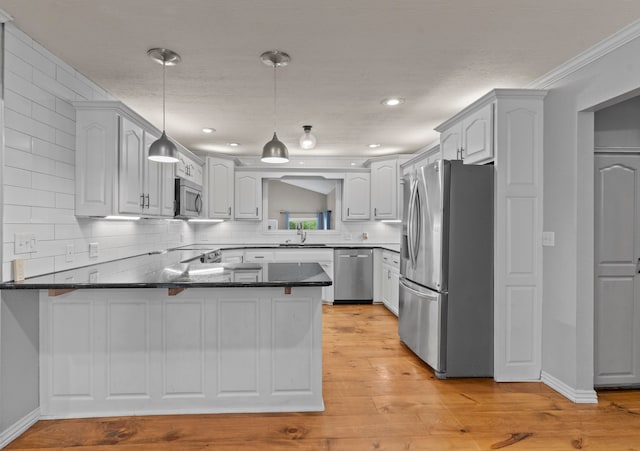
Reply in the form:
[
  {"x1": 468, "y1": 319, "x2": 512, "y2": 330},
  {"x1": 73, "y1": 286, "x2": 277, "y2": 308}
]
[{"x1": 1, "y1": 24, "x2": 195, "y2": 281}]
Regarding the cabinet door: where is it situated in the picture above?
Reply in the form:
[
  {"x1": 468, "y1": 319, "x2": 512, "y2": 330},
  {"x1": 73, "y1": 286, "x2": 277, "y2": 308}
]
[
  {"x1": 440, "y1": 125, "x2": 461, "y2": 161},
  {"x1": 371, "y1": 160, "x2": 398, "y2": 219},
  {"x1": 390, "y1": 269, "x2": 400, "y2": 316},
  {"x1": 143, "y1": 131, "x2": 162, "y2": 216},
  {"x1": 462, "y1": 103, "x2": 493, "y2": 164},
  {"x1": 75, "y1": 110, "x2": 118, "y2": 216},
  {"x1": 234, "y1": 173, "x2": 262, "y2": 220},
  {"x1": 118, "y1": 117, "x2": 144, "y2": 214},
  {"x1": 161, "y1": 163, "x2": 176, "y2": 217},
  {"x1": 343, "y1": 173, "x2": 371, "y2": 220},
  {"x1": 207, "y1": 157, "x2": 234, "y2": 219}
]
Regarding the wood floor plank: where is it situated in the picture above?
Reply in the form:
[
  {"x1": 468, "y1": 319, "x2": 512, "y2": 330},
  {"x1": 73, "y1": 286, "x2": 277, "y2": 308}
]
[{"x1": 6, "y1": 304, "x2": 640, "y2": 450}]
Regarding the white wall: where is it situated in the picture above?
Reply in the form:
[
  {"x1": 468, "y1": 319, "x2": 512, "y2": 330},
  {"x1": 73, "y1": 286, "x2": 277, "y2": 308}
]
[
  {"x1": 1, "y1": 23, "x2": 195, "y2": 282},
  {"x1": 539, "y1": 22, "x2": 640, "y2": 394}
]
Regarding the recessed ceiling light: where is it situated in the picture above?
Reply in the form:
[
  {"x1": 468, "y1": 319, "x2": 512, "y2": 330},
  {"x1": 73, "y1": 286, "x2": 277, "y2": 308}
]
[
  {"x1": 368, "y1": 143, "x2": 381, "y2": 148},
  {"x1": 381, "y1": 97, "x2": 405, "y2": 106},
  {"x1": 350, "y1": 162, "x2": 357, "y2": 166},
  {"x1": 202, "y1": 128, "x2": 215, "y2": 133},
  {"x1": 229, "y1": 143, "x2": 240, "y2": 147}
]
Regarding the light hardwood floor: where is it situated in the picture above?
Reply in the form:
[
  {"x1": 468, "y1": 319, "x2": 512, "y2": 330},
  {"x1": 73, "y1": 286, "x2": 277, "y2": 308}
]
[{"x1": 8, "y1": 304, "x2": 640, "y2": 450}]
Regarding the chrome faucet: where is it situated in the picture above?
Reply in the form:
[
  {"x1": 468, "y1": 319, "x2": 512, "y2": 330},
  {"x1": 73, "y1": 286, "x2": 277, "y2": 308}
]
[{"x1": 296, "y1": 223, "x2": 307, "y2": 243}]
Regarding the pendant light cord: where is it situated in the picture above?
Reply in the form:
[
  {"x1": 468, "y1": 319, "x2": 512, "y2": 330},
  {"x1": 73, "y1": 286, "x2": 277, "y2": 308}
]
[
  {"x1": 273, "y1": 63, "x2": 277, "y2": 132},
  {"x1": 162, "y1": 57, "x2": 166, "y2": 131}
]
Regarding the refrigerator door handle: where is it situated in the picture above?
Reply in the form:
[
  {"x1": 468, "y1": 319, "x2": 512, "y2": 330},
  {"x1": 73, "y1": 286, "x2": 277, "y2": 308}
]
[
  {"x1": 407, "y1": 179, "x2": 417, "y2": 267},
  {"x1": 413, "y1": 184, "x2": 422, "y2": 268}
]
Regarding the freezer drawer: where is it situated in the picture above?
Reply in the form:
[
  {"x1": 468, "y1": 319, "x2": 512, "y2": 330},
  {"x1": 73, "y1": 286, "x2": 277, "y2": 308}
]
[{"x1": 398, "y1": 277, "x2": 445, "y2": 374}]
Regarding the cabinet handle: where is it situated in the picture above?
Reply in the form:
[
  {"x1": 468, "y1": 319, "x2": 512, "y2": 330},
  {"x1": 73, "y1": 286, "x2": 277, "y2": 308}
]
[
  {"x1": 347, "y1": 207, "x2": 350, "y2": 216},
  {"x1": 228, "y1": 206, "x2": 231, "y2": 215},
  {"x1": 255, "y1": 207, "x2": 258, "y2": 216},
  {"x1": 140, "y1": 194, "x2": 145, "y2": 208},
  {"x1": 374, "y1": 207, "x2": 377, "y2": 217},
  {"x1": 637, "y1": 258, "x2": 640, "y2": 274},
  {"x1": 145, "y1": 194, "x2": 150, "y2": 208},
  {"x1": 460, "y1": 146, "x2": 465, "y2": 160}
]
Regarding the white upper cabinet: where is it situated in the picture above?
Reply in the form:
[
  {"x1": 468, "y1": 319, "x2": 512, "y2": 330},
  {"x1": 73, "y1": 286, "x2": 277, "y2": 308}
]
[
  {"x1": 343, "y1": 172, "x2": 371, "y2": 220},
  {"x1": 176, "y1": 151, "x2": 203, "y2": 186},
  {"x1": 118, "y1": 118, "x2": 145, "y2": 214},
  {"x1": 235, "y1": 172, "x2": 262, "y2": 220},
  {"x1": 371, "y1": 160, "x2": 398, "y2": 220},
  {"x1": 206, "y1": 157, "x2": 234, "y2": 219},
  {"x1": 437, "y1": 102, "x2": 494, "y2": 164},
  {"x1": 74, "y1": 101, "x2": 181, "y2": 218}
]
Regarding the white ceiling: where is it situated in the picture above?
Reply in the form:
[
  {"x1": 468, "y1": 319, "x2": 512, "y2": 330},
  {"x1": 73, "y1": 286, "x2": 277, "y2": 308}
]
[{"x1": 1, "y1": 1, "x2": 640, "y2": 159}]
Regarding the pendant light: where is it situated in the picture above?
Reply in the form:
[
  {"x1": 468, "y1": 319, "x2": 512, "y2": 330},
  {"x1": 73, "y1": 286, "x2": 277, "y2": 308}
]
[
  {"x1": 299, "y1": 125, "x2": 317, "y2": 150},
  {"x1": 261, "y1": 50, "x2": 290, "y2": 164},
  {"x1": 147, "y1": 48, "x2": 181, "y2": 163}
]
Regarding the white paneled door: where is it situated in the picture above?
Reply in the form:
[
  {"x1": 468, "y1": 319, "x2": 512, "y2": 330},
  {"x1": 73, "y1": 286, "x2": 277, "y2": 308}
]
[{"x1": 594, "y1": 154, "x2": 640, "y2": 387}]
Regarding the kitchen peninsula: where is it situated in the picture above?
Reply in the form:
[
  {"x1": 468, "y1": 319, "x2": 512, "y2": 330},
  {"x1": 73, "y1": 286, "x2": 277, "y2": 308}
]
[{"x1": 0, "y1": 249, "x2": 330, "y2": 419}]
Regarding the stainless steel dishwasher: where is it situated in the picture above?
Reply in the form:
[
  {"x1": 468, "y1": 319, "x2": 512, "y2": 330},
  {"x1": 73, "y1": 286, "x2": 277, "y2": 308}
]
[{"x1": 333, "y1": 248, "x2": 373, "y2": 304}]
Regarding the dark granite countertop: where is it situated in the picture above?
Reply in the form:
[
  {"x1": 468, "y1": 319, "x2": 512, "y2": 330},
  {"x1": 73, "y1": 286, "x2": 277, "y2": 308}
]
[
  {"x1": 0, "y1": 250, "x2": 331, "y2": 289},
  {"x1": 0, "y1": 242, "x2": 400, "y2": 290}
]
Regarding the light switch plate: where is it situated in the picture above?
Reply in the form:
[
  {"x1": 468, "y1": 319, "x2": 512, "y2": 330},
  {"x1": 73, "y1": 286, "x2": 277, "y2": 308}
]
[
  {"x1": 89, "y1": 242, "x2": 99, "y2": 258},
  {"x1": 542, "y1": 231, "x2": 555, "y2": 247}
]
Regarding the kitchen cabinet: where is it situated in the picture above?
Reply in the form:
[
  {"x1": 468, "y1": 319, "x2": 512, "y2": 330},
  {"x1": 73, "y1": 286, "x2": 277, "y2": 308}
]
[
  {"x1": 205, "y1": 157, "x2": 234, "y2": 219},
  {"x1": 235, "y1": 172, "x2": 262, "y2": 220},
  {"x1": 381, "y1": 250, "x2": 400, "y2": 316},
  {"x1": 74, "y1": 101, "x2": 176, "y2": 218},
  {"x1": 221, "y1": 250, "x2": 243, "y2": 263},
  {"x1": 437, "y1": 89, "x2": 546, "y2": 381},
  {"x1": 370, "y1": 160, "x2": 398, "y2": 220},
  {"x1": 176, "y1": 150, "x2": 203, "y2": 186},
  {"x1": 437, "y1": 102, "x2": 494, "y2": 164},
  {"x1": 343, "y1": 172, "x2": 371, "y2": 220}
]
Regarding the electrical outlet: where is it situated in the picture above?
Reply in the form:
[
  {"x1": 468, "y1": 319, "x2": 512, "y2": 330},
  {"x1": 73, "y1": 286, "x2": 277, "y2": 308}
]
[
  {"x1": 89, "y1": 271, "x2": 99, "y2": 283},
  {"x1": 65, "y1": 244, "x2": 74, "y2": 263},
  {"x1": 89, "y1": 242, "x2": 99, "y2": 258},
  {"x1": 542, "y1": 231, "x2": 555, "y2": 247}
]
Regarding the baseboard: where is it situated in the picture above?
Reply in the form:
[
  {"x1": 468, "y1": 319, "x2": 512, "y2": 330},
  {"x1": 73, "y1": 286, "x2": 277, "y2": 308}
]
[
  {"x1": 541, "y1": 371, "x2": 598, "y2": 404},
  {"x1": 0, "y1": 407, "x2": 40, "y2": 449}
]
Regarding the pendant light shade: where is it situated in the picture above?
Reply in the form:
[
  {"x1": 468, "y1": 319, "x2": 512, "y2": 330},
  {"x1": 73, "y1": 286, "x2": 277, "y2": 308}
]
[
  {"x1": 299, "y1": 125, "x2": 317, "y2": 150},
  {"x1": 260, "y1": 50, "x2": 290, "y2": 164},
  {"x1": 147, "y1": 48, "x2": 180, "y2": 163},
  {"x1": 262, "y1": 132, "x2": 289, "y2": 163}
]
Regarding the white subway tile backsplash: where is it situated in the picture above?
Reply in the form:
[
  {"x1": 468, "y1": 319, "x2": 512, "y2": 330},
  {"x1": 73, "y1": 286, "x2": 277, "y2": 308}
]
[
  {"x1": 32, "y1": 102, "x2": 76, "y2": 135},
  {"x1": 31, "y1": 172, "x2": 76, "y2": 194},
  {"x1": 6, "y1": 30, "x2": 56, "y2": 78},
  {"x1": 30, "y1": 240, "x2": 66, "y2": 259},
  {"x1": 55, "y1": 193, "x2": 75, "y2": 210},
  {"x1": 55, "y1": 98, "x2": 75, "y2": 120},
  {"x1": 5, "y1": 71, "x2": 56, "y2": 111},
  {"x1": 33, "y1": 68, "x2": 76, "y2": 101},
  {"x1": 5, "y1": 50, "x2": 33, "y2": 80},
  {"x1": 5, "y1": 128, "x2": 32, "y2": 153},
  {"x1": 6, "y1": 23, "x2": 33, "y2": 45},
  {"x1": 31, "y1": 172, "x2": 75, "y2": 194},
  {"x1": 55, "y1": 161, "x2": 75, "y2": 180},
  {"x1": 5, "y1": 88, "x2": 32, "y2": 117},
  {"x1": 55, "y1": 129, "x2": 75, "y2": 150},
  {"x1": 33, "y1": 119, "x2": 57, "y2": 143},
  {"x1": 32, "y1": 41, "x2": 75, "y2": 74},
  {"x1": 31, "y1": 207, "x2": 77, "y2": 225},
  {"x1": 3, "y1": 223, "x2": 55, "y2": 242},
  {"x1": 32, "y1": 138, "x2": 74, "y2": 164},
  {"x1": 4, "y1": 185, "x2": 56, "y2": 208},
  {"x1": 56, "y1": 65, "x2": 95, "y2": 100},
  {"x1": 3, "y1": 205, "x2": 32, "y2": 224},
  {"x1": 23, "y1": 257, "x2": 55, "y2": 279},
  {"x1": 4, "y1": 166, "x2": 32, "y2": 188},
  {"x1": 4, "y1": 147, "x2": 34, "y2": 170},
  {"x1": 54, "y1": 223, "x2": 91, "y2": 240},
  {"x1": 5, "y1": 108, "x2": 34, "y2": 136}
]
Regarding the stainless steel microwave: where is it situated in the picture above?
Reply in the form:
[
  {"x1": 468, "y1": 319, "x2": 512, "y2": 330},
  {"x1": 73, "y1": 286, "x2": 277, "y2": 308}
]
[{"x1": 175, "y1": 178, "x2": 203, "y2": 218}]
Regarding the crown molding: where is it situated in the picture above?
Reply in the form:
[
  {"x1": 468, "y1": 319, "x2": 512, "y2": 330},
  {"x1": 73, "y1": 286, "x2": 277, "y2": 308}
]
[{"x1": 528, "y1": 19, "x2": 640, "y2": 89}]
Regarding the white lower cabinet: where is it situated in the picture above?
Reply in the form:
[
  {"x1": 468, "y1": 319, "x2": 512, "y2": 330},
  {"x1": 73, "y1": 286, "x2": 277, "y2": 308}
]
[
  {"x1": 39, "y1": 287, "x2": 324, "y2": 418},
  {"x1": 220, "y1": 250, "x2": 243, "y2": 263},
  {"x1": 381, "y1": 250, "x2": 400, "y2": 316}
]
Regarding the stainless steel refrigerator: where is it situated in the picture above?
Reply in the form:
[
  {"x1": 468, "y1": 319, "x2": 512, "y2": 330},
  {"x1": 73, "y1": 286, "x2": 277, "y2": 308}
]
[{"x1": 398, "y1": 159, "x2": 493, "y2": 378}]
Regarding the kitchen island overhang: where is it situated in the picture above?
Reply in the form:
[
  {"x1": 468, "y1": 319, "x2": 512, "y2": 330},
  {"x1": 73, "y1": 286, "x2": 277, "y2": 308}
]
[{"x1": 1, "y1": 260, "x2": 331, "y2": 419}]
